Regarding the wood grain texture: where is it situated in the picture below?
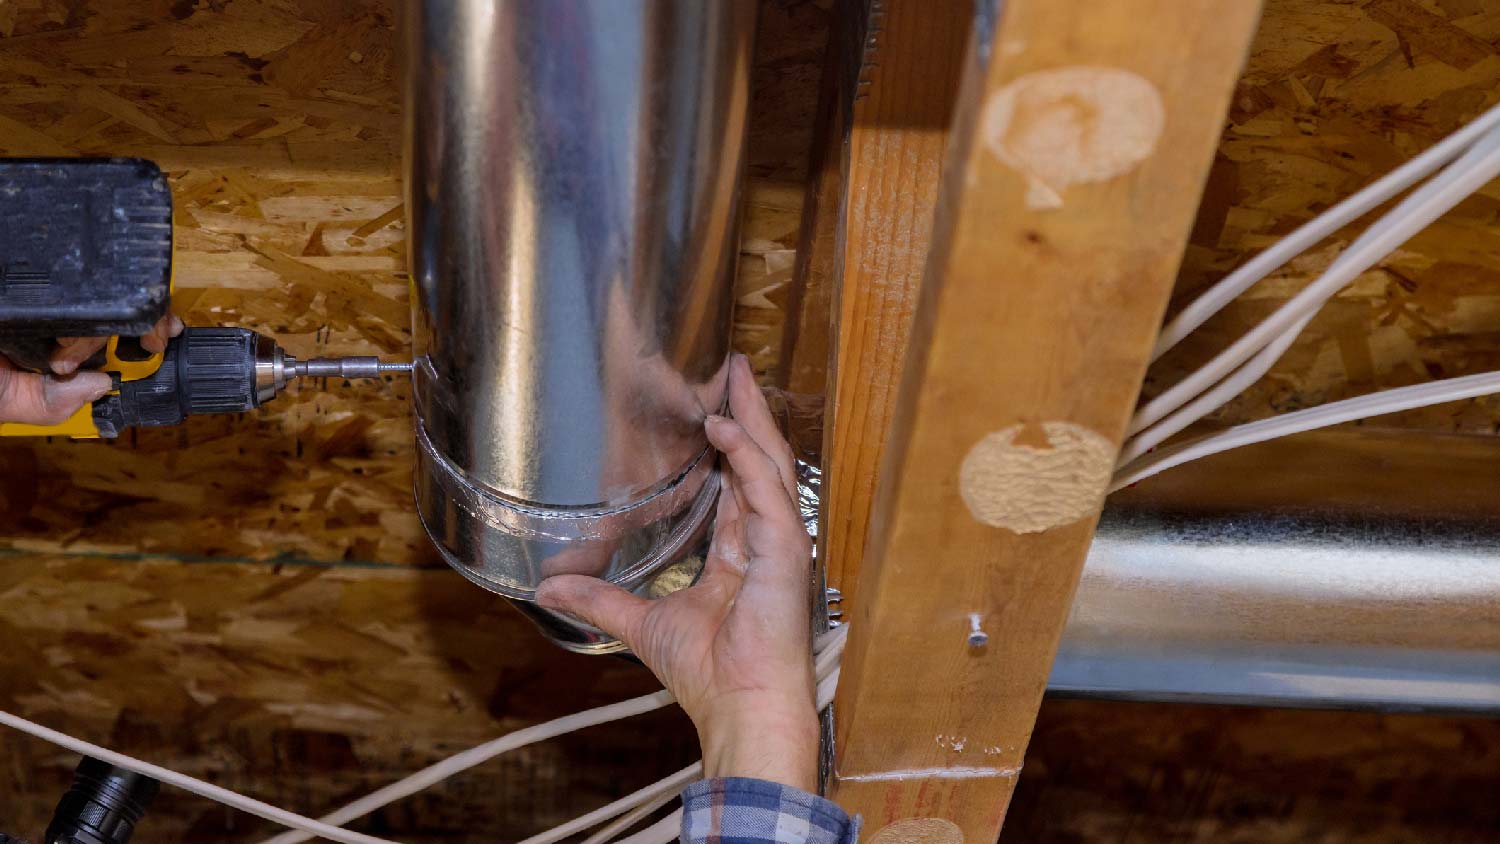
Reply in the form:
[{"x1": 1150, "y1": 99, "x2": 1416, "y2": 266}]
[
  {"x1": 815, "y1": 0, "x2": 970, "y2": 602},
  {"x1": 775, "y1": 0, "x2": 868, "y2": 403},
  {"x1": 828, "y1": 0, "x2": 1262, "y2": 836}
]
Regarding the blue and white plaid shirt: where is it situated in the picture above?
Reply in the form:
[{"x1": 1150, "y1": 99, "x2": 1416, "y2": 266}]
[{"x1": 680, "y1": 778, "x2": 856, "y2": 844}]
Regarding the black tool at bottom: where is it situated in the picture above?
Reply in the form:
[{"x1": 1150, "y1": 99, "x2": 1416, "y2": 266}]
[{"x1": 45, "y1": 757, "x2": 159, "y2": 844}]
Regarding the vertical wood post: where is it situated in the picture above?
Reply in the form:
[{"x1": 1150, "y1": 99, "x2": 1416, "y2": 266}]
[
  {"x1": 798, "y1": 0, "x2": 972, "y2": 603},
  {"x1": 828, "y1": 1, "x2": 1263, "y2": 838}
]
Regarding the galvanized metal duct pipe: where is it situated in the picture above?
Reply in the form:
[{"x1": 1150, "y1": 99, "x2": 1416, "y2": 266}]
[
  {"x1": 404, "y1": 0, "x2": 756, "y2": 651},
  {"x1": 1055, "y1": 507, "x2": 1500, "y2": 713}
]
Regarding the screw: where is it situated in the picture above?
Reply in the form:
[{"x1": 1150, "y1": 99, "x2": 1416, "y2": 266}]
[{"x1": 967, "y1": 613, "x2": 989, "y2": 648}]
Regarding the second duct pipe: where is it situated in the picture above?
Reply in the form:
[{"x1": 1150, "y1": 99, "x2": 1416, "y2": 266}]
[{"x1": 404, "y1": 0, "x2": 757, "y2": 651}]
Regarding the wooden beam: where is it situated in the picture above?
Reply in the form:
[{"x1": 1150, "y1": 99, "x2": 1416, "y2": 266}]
[
  {"x1": 828, "y1": 0, "x2": 1262, "y2": 837},
  {"x1": 807, "y1": 0, "x2": 972, "y2": 602},
  {"x1": 774, "y1": 0, "x2": 865, "y2": 400}
]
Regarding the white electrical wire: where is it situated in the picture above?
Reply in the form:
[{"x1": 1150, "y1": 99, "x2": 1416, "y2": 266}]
[
  {"x1": 523, "y1": 626, "x2": 848, "y2": 844},
  {"x1": 1152, "y1": 101, "x2": 1500, "y2": 361},
  {"x1": 1112, "y1": 370, "x2": 1500, "y2": 491},
  {"x1": 0, "y1": 575, "x2": 846, "y2": 844},
  {"x1": 513, "y1": 762, "x2": 703, "y2": 844},
  {"x1": 0, "y1": 689, "x2": 672, "y2": 844},
  {"x1": 257, "y1": 689, "x2": 675, "y2": 844},
  {"x1": 813, "y1": 625, "x2": 847, "y2": 655},
  {"x1": 580, "y1": 789, "x2": 681, "y2": 844},
  {"x1": 612, "y1": 808, "x2": 684, "y2": 844},
  {"x1": 1122, "y1": 123, "x2": 1500, "y2": 457},
  {"x1": 1120, "y1": 311, "x2": 1312, "y2": 468},
  {"x1": 0, "y1": 711, "x2": 405, "y2": 844},
  {"x1": 814, "y1": 623, "x2": 851, "y2": 682},
  {"x1": 1132, "y1": 124, "x2": 1500, "y2": 437},
  {"x1": 5, "y1": 620, "x2": 848, "y2": 844},
  {"x1": 259, "y1": 623, "x2": 851, "y2": 844}
]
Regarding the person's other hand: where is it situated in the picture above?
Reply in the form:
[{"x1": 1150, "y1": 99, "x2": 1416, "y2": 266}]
[
  {"x1": 0, "y1": 356, "x2": 112, "y2": 425},
  {"x1": 536, "y1": 353, "x2": 818, "y2": 791},
  {"x1": 0, "y1": 313, "x2": 183, "y2": 426}
]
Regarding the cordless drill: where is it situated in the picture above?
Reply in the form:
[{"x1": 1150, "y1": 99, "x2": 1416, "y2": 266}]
[{"x1": 0, "y1": 158, "x2": 408, "y2": 438}]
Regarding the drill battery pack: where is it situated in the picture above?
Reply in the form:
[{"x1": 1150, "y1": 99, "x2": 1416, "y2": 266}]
[
  {"x1": 0, "y1": 157, "x2": 401, "y2": 439},
  {"x1": 0, "y1": 158, "x2": 172, "y2": 372}
]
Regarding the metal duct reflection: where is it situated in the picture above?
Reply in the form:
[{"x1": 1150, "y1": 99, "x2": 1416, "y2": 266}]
[
  {"x1": 403, "y1": 0, "x2": 756, "y2": 650},
  {"x1": 1054, "y1": 507, "x2": 1500, "y2": 712}
]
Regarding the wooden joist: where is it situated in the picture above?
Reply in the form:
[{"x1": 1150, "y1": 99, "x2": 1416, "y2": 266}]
[
  {"x1": 827, "y1": 0, "x2": 1263, "y2": 836},
  {"x1": 807, "y1": 0, "x2": 972, "y2": 602}
]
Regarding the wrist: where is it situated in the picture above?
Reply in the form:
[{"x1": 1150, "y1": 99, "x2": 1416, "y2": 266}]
[{"x1": 696, "y1": 695, "x2": 820, "y2": 792}]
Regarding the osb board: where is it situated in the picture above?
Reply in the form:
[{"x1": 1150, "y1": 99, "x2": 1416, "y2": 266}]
[
  {"x1": 0, "y1": 553, "x2": 698, "y2": 842},
  {"x1": 0, "y1": 0, "x2": 822, "y2": 565},
  {"x1": 1154, "y1": 0, "x2": 1500, "y2": 437}
]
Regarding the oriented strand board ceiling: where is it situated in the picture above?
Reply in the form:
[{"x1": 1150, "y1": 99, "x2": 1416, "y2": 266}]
[
  {"x1": 1155, "y1": 0, "x2": 1500, "y2": 436},
  {"x1": 2, "y1": 1, "x2": 1499, "y2": 841}
]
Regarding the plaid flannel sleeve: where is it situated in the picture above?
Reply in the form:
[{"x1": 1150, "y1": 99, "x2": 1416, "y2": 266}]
[{"x1": 680, "y1": 777, "x2": 857, "y2": 844}]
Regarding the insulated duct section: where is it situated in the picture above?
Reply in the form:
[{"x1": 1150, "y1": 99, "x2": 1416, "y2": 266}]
[{"x1": 404, "y1": 1, "x2": 756, "y2": 651}]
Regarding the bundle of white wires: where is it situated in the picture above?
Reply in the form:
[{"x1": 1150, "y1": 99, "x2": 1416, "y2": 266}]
[
  {"x1": 0, "y1": 624, "x2": 851, "y2": 844},
  {"x1": 1113, "y1": 104, "x2": 1500, "y2": 490}
]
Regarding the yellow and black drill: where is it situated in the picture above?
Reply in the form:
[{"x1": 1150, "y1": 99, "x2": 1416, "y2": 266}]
[{"x1": 0, "y1": 158, "x2": 408, "y2": 438}]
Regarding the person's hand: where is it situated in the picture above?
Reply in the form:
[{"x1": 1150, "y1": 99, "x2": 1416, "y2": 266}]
[
  {"x1": 0, "y1": 314, "x2": 183, "y2": 426},
  {"x1": 49, "y1": 313, "x2": 184, "y2": 375},
  {"x1": 0, "y1": 357, "x2": 112, "y2": 426},
  {"x1": 536, "y1": 353, "x2": 819, "y2": 791}
]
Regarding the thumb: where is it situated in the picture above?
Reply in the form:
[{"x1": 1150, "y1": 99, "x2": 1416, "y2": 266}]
[
  {"x1": 535, "y1": 574, "x2": 651, "y2": 649},
  {"x1": 0, "y1": 368, "x2": 111, "y2": 426}
]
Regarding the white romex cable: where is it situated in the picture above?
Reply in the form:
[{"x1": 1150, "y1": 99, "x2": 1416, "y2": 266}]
[
  {"x1": 511, "y1": 762, "x2": 703, "y2": 844},
  {"x1": 0, "y1": 711, "x2": 404, "y2": 844},
  {"x1": 580, "y1": 789, "x2": 681, "y2": 844},
  {"x1": 257, "y1": 689, "x2": 675, "y2": 844},
  {"x1": 1112, "y1": 370, "x2": 1500, "y2": 491},
  {"x1": 1131, "y1": 124, "x2": 1500, "y2": 437},
  {"x1": 261, "y1": 624, "x2": 851, "y2": 844},
  {"x1": 1151, "y1": 102, "x2": 1500, "y2": 361},
  {"x1": 1119, "y1": 124, "x2": 1500, "y2": 465},
  {"x1": 2, "y1": 623, "x2": 850, "y2": 844},
  {"x1": 0, "y1": 689, "x2": 676, "y2": 844}
]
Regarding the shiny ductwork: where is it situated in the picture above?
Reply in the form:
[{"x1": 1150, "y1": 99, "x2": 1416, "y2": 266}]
[
  {"x1": 1055, "y1": 507, "x2": 1500, "y2": 712},
  {"x1": 1050, "y1": 431, "x2": 1500, "y2": 712},
  {"x1": 404, "y1": 0, "x2": 756, "y2": 651}
]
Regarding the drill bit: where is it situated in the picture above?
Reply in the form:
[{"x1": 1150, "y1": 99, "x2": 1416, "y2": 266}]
[
  {"x1": 253, "y1": 332, "x2": 412, "y2": 406},
  {"x1": 289, "y1": 356, "x2": 413, "y2": 380}
]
